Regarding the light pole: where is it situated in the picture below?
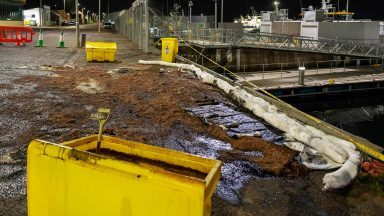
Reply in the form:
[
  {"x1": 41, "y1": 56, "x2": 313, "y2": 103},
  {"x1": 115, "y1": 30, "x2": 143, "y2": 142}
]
[
  {"x1": 39, "y1": 0, "x2": 43, "y2": 26},
  {"x1": 213, "y1": 0, "x2": 217, "y2": 28},
  {"x1": 188, "y1": 1, "x2": 193, "y2": 23},
  {"x1": 346, "y1": 0, "x2": 349, "y2": 12},
  {"x1": 107, "y1": 0, "x2": 110, "y2": 21},
  {"x1": 63, "y1": 0, "x2": 65, "y2": 13},
  {"x1": 274, "y1": 1, "x2": 280, "y2": 13},
  {"x1": 98, "y1": 0, "x2": 101, "y2": 32},
  {"x1": 221, "y1": 0, "x2": 223, "y2": 24},
  {"x1": 75, "y1": 0, "x2": 80, "y2": 48},
  {"x1": 81, "y1": 7, "x2": 86, "y2": 24}
]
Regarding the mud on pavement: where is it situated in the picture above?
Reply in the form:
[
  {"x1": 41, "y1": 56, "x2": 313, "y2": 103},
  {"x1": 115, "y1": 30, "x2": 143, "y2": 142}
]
[
  {"x1": 0, "y1": 62, "x2": 383, "y2": 215},
  {"x1": 0, "y1": 62, "x2": 299, "y2": 213}
]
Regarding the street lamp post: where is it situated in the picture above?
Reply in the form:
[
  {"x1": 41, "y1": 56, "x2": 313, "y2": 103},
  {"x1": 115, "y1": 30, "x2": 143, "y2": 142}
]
[
  {"x1": 107, "y1": 0, "x2": 110, "y2": 21},
  {"x1": 39, "y1": 0, "x2": 43, "y2": 26},
  {"x1": 221, "y1": 0, "x2": 223, "y2": 24},
  {"x1": 63, "y1": 0, "x2": 65, "y2": 13},
  {"x1": 346, "y1": 0, "x2": 349, "y2": 12},
  {"x1": 98, "y1": 0, "x2": 101, "y2": 32},
  {"x1": 213, "y1": 0, "x2": 217, "y2": 28},
  {"x1": 188, "y1": 1, "x2": 193, "y2": 23},
  {"x1": 75, "y1": 0, "x2": 80, "y2": 48},
  {"x1": 274, "y1": 1, "x2": 280, "y2": 13},
  {"x1": 81, "y1": 7, "x2": 86, "y2": 24}
]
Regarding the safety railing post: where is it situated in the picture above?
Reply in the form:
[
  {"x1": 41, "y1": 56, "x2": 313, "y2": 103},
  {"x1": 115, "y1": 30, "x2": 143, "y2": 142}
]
[
  {"x1": 281, "y1": 63, "x2": 283, "y2": 78},
  {"x1": 317, "y1": 61, "x2": 319, "y2": 75},
  {"x1": 381, "y1": 58, "x2": 384, "y2": 72},
  {"x1": 262, "y1": 64, "x2": 265, "y2": 80},
  {"x1": 344, "y1": 59, "x2": 346, "y2": 73}
]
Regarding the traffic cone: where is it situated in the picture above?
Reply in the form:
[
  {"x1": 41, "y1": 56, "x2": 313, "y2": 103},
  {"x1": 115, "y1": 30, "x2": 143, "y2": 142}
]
[
  {"x1": 57, "y1": 31, "x2": 65, "y2": 48},
  {"x1": 37, "y1": 29, "x2": 44, "y2": 47}
]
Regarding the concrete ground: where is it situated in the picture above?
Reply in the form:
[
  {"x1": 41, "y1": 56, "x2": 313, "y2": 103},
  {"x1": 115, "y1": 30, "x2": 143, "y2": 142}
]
[{"x1": 0, "y1": 25, "x2": 383, "y2": 216}]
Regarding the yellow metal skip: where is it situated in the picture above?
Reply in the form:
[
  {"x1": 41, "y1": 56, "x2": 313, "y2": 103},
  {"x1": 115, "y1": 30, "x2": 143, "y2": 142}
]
[
  {"x1": 27, "y1": 136, "x2": 221, "y2": 216},
  {"x1": 86, "y1": 41, "x2": 117, "y2": 62}
]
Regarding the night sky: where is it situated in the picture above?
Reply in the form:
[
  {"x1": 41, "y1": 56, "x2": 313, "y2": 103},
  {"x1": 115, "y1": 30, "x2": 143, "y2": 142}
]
[{"x1": 26, "y1": 0, "x2": 384, "y2": 21}]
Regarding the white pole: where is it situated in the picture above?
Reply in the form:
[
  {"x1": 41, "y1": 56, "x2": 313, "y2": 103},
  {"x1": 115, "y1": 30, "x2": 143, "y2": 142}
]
[
  {"x1": 346, "y1": 0, "x2": 349, "y2": 12},
  {"x1": 39, "y1": 0, "x2": 43, "y2": 26},
  {"x1": 75, "y1": 0, "x2": 80, "y2": 48},
  {"x1": 98, "y1": 0, "x2": 101, "y2": 32},
  {"x1": 221, "y1": 0, "x2": 223, "y2": 24},
  {"x1": 63, "y1": 0, "x2": 65, "y2": 14},
  {"x1": 188, "y1": 1, "x2": 193, "y2": 23},
  {"x1": 144, "y1": 0, "x2": 149, "y2": 54},
  {"x1": 214, "y1": 0, "x2": 217, "y2": 28},
  {"x1": 107, "y1": 0, "x2": 110, "y2": 21}
]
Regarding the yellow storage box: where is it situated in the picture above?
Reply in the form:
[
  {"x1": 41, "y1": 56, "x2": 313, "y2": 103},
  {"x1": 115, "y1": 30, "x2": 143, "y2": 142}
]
[
  {"x1": 161, "y1": 38, "x2": 179, "y2": 63},
  {"x1": 86, "y1": 41, "x2": 117, "y2": 62},
  {"x1": 27, "y1": 135, "x2": 221, "y2": 216}
]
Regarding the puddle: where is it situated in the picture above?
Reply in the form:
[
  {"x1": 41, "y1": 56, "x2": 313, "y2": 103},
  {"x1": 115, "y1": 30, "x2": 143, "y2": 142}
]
[
  {"x1": 216, "y1": 161, "x2": 270, "y2": 205},
  {"x1": 163, "y1": 135, "x2": 270, "y2": 205},
  {"x1": 186, "y1": 103, "x2": 284, "y2": 145}
]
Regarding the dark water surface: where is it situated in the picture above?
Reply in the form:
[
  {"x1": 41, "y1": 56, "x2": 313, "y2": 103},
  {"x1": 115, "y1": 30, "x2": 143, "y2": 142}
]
[
  {"x1": 289, "y1": 92, "x2": 384, "y2": 147},
  {"x1": 311, "y1": 105, "x2": 384, "y2": 146}
]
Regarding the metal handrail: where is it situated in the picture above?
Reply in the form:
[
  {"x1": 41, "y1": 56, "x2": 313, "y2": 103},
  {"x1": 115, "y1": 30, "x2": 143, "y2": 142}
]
[{"x1": 169, "y1": 28, "x2": 384, "y2": 59}]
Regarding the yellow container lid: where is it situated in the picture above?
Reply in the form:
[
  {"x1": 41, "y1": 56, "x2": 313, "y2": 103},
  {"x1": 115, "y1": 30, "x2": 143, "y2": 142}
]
[{"x1": 86, "y1": 41, "x2": 117, "y2": 50}]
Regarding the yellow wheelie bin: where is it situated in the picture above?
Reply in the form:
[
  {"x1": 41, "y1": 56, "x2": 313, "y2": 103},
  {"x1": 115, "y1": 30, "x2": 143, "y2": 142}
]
[{"x1": 161, "y1": 38, "x2": 179, "y2": 63}]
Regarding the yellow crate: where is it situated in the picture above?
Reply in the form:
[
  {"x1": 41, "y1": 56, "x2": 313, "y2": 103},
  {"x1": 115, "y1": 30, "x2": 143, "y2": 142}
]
[
  {"x1": 161, "y1": 38, "x2": 179, "y2": 63},
  {"x1": 86, "y1": 41, "x2": 117, "y2": 62},
  {"x1": 27, "y1": 135, "x2": 221, "y2": 216}
]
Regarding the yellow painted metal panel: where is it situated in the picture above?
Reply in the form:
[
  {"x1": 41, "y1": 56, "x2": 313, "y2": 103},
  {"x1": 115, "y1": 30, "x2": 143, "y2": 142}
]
[
  {"x1": 86, "y1": 41, "x2": 117, "y2": 50},
  {"x1": 161, "y1": 38, "x2": 179, "y2": 63},
  {"x1": 27, "y1": 136, "x2": 221, "y2": 216}
]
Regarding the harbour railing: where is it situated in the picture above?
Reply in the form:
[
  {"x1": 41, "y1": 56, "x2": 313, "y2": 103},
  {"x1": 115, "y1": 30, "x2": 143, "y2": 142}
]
[{"x1": 164, "y1": 28, "x2": 384, "y2": 59}]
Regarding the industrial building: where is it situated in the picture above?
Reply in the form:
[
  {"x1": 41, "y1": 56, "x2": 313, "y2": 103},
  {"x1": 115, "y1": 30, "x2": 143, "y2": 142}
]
[
  {"x1": 260, "y1": 1, "x2": 382, "y2": 44},
  {"x1": 23, "y1": 6, "x2": 51, "y2": 26}
]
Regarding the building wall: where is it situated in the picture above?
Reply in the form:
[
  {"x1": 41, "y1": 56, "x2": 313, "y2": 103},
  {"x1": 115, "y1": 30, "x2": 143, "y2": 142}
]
[
  {"x1": 260, "y1": 21, "x2": 272, "y2": 33},
  {"x1": 191, "y1": 16, "x2": 214, "y2": 23},
  {"x1": 272, "y1": 21, "x2": 301, "y2": 36},
  {"x1": 23, "y1": 7, "x2": 51, "y2": 26},
  {"x1": 318, "y1": 21, "x2": 380, "y2": 42},
  {"x1": 301, "y1": 22, "x2": 319, "y2": 39}
]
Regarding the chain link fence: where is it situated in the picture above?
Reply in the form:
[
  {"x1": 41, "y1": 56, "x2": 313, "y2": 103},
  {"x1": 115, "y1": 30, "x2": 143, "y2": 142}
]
[{"x1": 108, "y1": 0, "x2": 191, "y2": 53}]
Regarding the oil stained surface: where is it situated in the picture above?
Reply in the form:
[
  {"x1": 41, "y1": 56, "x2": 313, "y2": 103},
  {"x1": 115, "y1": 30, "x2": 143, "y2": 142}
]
[
  {"x1": 186, "y1": 103, "x2": 284, "y2": 144},
  {"x1": 185, "y1": 103, "x2": 285, "y2": 204}
]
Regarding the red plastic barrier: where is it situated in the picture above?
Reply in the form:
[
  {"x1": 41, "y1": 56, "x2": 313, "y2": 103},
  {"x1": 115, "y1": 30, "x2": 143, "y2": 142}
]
[{"x1": 0, "y1": 26, "x2": 35, "y2": 46}]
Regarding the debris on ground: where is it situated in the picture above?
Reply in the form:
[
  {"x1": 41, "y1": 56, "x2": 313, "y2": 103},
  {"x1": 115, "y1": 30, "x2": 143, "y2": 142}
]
[
  {"x1": 76, "y1": 79, "x2": 105, "y2": 94},
  {"x1": 362, "y1": 159, "x2": 384, "y2": 177}
]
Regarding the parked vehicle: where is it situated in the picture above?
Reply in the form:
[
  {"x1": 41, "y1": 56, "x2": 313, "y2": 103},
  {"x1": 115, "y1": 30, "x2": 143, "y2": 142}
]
[
  {"x1": 103, "y1": 22, "x2": 112, "y2": 29},
  {"x1": 68, "y1": 20, "x2": 76, "y2": 26}
]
